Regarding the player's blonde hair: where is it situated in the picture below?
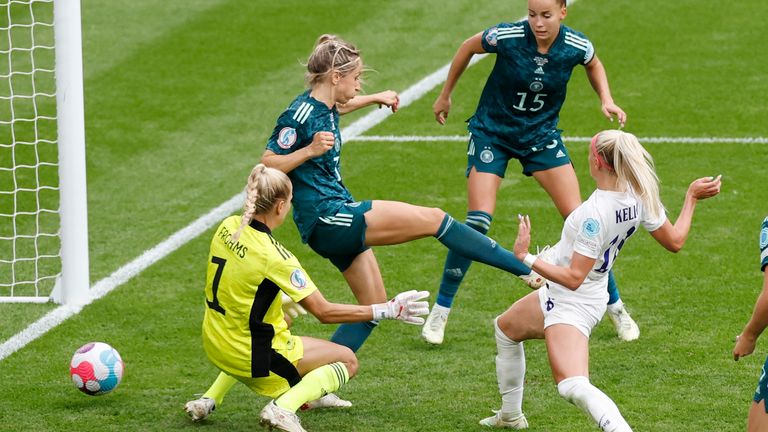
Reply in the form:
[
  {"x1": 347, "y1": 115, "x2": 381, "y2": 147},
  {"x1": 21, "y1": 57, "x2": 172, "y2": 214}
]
[
  {"x1": 593, "y1": 130, "x2": 663, "y2": 219},
  {"x1": 305, "y1": 34, "x2": 361, "y2": 88},
  {"x1": 231, "y1": 164, "x2": 292, "y2": 242}
]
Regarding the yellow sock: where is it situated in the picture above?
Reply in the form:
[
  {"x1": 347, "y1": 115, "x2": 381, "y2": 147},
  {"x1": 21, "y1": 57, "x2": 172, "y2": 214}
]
[
  {"x1": 202, "y1": 372, "x2": 237, "y2": 406},
  {"x1": 274, "y1": 362, "x2": 350, "y2": 412}
]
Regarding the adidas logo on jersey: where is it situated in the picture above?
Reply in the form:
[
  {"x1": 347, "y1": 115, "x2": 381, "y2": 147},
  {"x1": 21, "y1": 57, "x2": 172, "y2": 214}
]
[{"x1": 556, "y1": 149, "x2": 566, "y2": 158}]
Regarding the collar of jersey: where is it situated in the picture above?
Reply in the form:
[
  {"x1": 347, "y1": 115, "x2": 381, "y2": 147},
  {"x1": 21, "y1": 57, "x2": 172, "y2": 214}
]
[
  {"x1": 304, "y1": 90, "x2": 337, "y2": 113},
  {"x1": 248, "y1": 219, "x2": 271, "y2": 234}
]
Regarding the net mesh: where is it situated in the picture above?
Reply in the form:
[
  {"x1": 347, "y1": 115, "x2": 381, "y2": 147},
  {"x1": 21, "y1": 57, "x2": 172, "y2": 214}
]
[{"x1": 0, "y1": 0, "x2": 59, "y2": 298}]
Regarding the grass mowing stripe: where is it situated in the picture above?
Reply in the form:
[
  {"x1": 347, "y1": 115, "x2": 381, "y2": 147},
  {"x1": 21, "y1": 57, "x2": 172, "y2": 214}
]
[
  {"x1": 351, "y1": 135, "x2": 768, "y2": 144},
  {"x1": 0, "y1": 5, "x2": 544, "y2": 363}
]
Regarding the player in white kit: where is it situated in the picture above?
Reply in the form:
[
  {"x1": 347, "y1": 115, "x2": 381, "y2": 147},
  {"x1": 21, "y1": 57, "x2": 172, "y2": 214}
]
[{"x1": 480, "y1": 129, "x2": 722, "y2": 431}]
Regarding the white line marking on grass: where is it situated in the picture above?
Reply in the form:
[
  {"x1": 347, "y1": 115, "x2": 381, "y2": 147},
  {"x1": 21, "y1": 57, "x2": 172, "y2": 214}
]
[
  {"x1": 351, "y1": 135, "x2": 768, "y2": 144},
  {"x1": 0, "y1": 193, "x2": 245, "y2": 361},
  {"x1": 0, "y1": 6, "x2": 529, "y2": 361}
]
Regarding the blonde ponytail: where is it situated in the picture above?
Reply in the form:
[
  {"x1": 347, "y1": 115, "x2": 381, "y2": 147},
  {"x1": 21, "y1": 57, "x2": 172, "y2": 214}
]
[
  {"x1": 594, "y1": 130, "x2": 663, "y2": 219},
  {"x1": 304, "y1": 34, "x2": 361, "y2": 88},
  {"x1": 231, "y1": 164, "x2": 292, "y2": 242}
]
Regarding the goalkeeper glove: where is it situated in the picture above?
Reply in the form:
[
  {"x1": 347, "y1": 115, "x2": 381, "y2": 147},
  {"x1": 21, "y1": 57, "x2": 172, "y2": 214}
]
[
  {"x1": 281, "y1": 293, "x2": 307, "y2": 319},
  {"x1": 371, "y1": 290, "x2": 430, "y2": 325}
]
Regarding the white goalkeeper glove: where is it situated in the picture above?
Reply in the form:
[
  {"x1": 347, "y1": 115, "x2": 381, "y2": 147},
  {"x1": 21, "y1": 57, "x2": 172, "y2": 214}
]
[
  {"x1": 371, "y1": 290, "x2": 430, "y2": 325},
  {"x1": 281, "y1": 293, "x2": 307, "y2": 319}
]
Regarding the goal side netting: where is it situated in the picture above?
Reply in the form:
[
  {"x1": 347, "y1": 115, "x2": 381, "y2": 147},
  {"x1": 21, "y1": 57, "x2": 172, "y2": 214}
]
[{"x1": 0, "y1": 0, "x2": 88, "y2": 304}]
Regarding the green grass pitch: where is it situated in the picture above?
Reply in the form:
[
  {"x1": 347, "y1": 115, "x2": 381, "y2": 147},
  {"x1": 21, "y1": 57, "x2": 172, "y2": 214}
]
[{"x1": 0, "y1": 0, "x2": 766, "y2": 431}]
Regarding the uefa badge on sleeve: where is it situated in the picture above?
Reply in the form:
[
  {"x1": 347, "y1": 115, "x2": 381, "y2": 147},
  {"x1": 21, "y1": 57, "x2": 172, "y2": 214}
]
[
  {"x1": 277, "y1": 127, "x2": 297, "y2": 149},
  {"x1": 290, "y1": 269, "x2": 307, "y2": 290}
]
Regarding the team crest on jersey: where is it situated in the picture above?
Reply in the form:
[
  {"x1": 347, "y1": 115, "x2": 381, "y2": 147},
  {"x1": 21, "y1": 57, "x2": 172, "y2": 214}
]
[
  {"x1": 760, "y1": 226, "x2": 768, "y2": 249},
  {"x1": 485, "y1": 27, "x2": 498, "y2": 46},
  {"x1": 277, "y1": 127, "x2": 297, "y2": 149},
  {"x1": 480, "y1": 149, "x2": 494, "y2": 163},
  {"x1": 529, "y1": 80, "x2": 544, "y2": 92},
  {"x1": 334, "y1": 137, "x2": 340, "y2": 152},
  {"x1": 290, "y1": 269, "x2": 307, "y2": 289},
  {"x1": 582, "y1": 218, "x2": 600, "y2": 238}
]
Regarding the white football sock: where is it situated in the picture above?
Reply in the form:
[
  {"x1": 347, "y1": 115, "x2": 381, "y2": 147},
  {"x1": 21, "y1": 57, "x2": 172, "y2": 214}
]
[
  {"x1": 494, "y1": 317, "x2": 525, "y2": 419},
  {"x1": 432, "y1": 303, "x2": 451, "y2": 315},
  {"x1": 607, "y1": 300, "x2": 624, "y2": 314},
  {"x1": 557, "y1": 376, "x2": 632, "y2": 432}
]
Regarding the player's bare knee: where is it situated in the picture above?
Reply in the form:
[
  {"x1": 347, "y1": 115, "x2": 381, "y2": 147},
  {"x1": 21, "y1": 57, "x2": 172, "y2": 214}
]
[
  {"x1": 495, "y1": 314, "x2": 524, "y2": 342},
  {"x1": 340, "y1": 347, "x2": 358, "y2": 377}
]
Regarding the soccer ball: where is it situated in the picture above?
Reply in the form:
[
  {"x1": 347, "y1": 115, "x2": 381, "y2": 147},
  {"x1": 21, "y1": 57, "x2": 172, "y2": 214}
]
[{"x1": 69, "y1": 342, "x2": 124, "y2": 396}]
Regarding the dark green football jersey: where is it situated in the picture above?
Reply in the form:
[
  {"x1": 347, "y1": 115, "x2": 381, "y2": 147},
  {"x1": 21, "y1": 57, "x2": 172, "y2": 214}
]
[
  {"x1": 265, "y1": 91, "x2": 353, "y2": 242},
  {"x1": 470, "y1": 20, "x2": 594, "y2": 149}
]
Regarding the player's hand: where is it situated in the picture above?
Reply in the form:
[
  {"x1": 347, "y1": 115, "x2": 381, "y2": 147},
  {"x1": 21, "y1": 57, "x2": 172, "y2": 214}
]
[
  {"x1": 688, "y1": 175, "x2": 722, "y2": 200},
  {"x1": 376, "y1": 90, "x2": 399, "y2": 113},
  {"x1": 433, "y1": 95, "x2": 451, "y2": 125},
  {"x1": 514, "y1": 214, "x2": 532, "y2": 260},
  {"x1": 733, "y1": 333, "x2": 757, "y2": 361},
  {"x1": 601, "y1": 102, "x2": 627, "y2": 129},
  {"x1": 371, "y1": 290, "x2": 430, "y2": 325},
  {"x1": 281, "y1": 293, "x2": 307, "y2": 319},
  {"x1": 307, "y1": 132, "x2": 335, "y2": 158}
]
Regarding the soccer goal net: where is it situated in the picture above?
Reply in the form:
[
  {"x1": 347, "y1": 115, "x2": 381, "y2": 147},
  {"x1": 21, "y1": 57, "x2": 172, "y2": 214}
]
[{"x1": 0, "y1": 0, "x2": 88, "y2": 304}]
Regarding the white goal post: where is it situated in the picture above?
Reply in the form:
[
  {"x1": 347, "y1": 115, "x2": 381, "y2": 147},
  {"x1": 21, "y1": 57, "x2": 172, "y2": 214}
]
[{"x1": 0, "y1": 0, "x2": 89, "y2": 304}]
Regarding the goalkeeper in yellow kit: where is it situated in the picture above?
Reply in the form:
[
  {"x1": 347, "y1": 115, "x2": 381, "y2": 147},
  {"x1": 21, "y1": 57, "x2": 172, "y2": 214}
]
[{"x1": 185, "y1": 164, "x2": 428, "y2": 432}]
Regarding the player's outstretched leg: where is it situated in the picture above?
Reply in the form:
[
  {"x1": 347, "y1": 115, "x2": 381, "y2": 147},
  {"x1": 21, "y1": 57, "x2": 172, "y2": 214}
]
[
  {"x1": 605, "y1": 271, "x2": 640, "y2": 341},
  {"x1": 424, "y1": 211, "x2": 493, "y2": 345}
]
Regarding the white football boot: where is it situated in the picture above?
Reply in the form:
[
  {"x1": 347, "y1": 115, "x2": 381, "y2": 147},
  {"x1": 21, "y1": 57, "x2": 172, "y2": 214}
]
[
  {"x1": 518, "y1": 245, "x2": 552, "y2": 289},
  {"x1": 606, "y1": 303, "x2": 640, "y2": 341},
  {"x1": 184, "y1": 396, "x2": 216, "y2": 422},
  {"x1": 259, "y1": 400, "x2": 306, "y2": 432},
  {"x1": 421, "y1": 304, "x2": 450, "y2": 345},
  {"x1": 479, "y1": 410, "x2": 529, "y2": 429},
  {"x1": 300, "y1": 393, "x2": 352, "y2": 410}
]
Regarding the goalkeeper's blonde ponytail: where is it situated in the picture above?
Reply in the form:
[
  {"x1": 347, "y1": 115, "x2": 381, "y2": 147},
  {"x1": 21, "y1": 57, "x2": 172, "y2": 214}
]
[
  {"x1": 593, "y1": 130, "x2": 663, "y2": 220},
  {"x1": 231, "y1": 164, "x2": 291, "y2": 242}
]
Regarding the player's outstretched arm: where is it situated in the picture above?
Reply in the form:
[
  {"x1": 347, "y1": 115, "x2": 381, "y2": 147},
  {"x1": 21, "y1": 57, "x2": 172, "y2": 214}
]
[
  {"x1": 299, "y1": 289, "x2": 429, "y2": 325},
  {"x1": 650, "y1": 175, "x2": 722, "y2": 252},
  {"x1": 338, "y1": 90, "x2": 399, "y2": 115},
  {"x1": 584, "y1": 54, "x2": 626, "y2": 128},
  {"x1": 734, "y1": 271, "x2": 768, "y2": 361}
]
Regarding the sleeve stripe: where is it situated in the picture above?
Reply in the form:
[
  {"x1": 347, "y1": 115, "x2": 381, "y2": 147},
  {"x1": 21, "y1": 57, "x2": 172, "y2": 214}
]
[
  {"x1": 564, "y1": 35, "x2": 589, "y2": 51},
  {"x1": 497, "y1": 27, "x2": 524, "y2": 34},
  {"x1": 761, "y1": 248, "x2": 768, "y2": 265},
  {"x1": 498, "y1": 34, "x2": 524, "y2": 40},
  {"x1": 292, "y1": 102, "x2": 314, "y2": 124},
  {"x1": 565, "y1": 32, "x2": 589, "y2": 44}
]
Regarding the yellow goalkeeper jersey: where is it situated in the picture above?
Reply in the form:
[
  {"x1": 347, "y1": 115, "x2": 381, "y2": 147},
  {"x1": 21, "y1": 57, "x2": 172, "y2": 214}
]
[{"x1": 201, "y1": 215, "x2": 317, "y2": 378}]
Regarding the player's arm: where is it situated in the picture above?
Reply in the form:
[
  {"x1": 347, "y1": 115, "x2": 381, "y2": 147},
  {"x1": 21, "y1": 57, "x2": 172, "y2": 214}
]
[
  {"x1": 734, "y1": 271, "x2": 768, "y2": 360},
  {"x1": 513, "y1": 215, "x2": 594, "y2": 290},
  {"x1": 531, "y1": 252, "x2": 595, "y2": 291},
  {"x1": 299, "y1": 289, "x2": 429, "y2": 325},
  {"x1": 584, "y1": 54, "x2": 626, "y2": 127},
  {"x1": 649, "y1": 175, "x2": 721, "y2": 252},
  {"x1": 261, "y1": 131, "x2": 335, "y2": 174},
  {"x1": 433, "y1": 31, "x2": 486, "y2": 125},
  {"x1": 338, "y1": 91, "x2": 399, "y2": 115}
]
